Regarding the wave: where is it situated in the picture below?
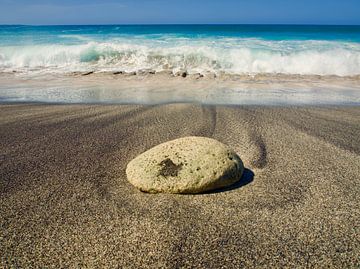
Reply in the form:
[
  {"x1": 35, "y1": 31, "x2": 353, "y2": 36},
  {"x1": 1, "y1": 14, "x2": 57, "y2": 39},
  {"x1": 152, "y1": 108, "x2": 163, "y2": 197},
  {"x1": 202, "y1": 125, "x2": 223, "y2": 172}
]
[{"x1": 1, "y1": 38, "x2": 360, "y2": 76}]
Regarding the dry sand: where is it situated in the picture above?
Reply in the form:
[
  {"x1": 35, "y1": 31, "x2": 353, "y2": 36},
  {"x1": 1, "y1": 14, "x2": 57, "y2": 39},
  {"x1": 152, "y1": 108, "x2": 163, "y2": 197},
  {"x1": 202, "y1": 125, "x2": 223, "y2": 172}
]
[{"x1": 0, "y1": 103, "x2": 359, "y2": 268}]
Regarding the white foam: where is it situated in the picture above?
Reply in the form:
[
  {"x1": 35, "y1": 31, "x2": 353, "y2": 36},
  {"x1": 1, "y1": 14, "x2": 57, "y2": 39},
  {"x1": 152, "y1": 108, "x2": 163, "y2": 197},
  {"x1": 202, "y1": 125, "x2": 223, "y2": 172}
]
[{"x1": 0, "y1": 38, "x2": 359, "y2": 76}]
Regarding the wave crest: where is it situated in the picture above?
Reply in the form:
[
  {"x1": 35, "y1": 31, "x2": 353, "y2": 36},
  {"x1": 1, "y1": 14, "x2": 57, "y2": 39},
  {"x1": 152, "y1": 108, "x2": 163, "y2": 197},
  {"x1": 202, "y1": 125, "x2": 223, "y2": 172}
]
[{"x1": 1, "y1": 39, "x2": 360, "y2": 76}]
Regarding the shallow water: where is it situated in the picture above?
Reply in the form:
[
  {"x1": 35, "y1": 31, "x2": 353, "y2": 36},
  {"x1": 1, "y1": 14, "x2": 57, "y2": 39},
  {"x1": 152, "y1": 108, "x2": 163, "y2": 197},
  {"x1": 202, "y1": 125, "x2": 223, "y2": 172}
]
[{"x1": 1, "y1": 73, "x2": 359, "y2": 105}]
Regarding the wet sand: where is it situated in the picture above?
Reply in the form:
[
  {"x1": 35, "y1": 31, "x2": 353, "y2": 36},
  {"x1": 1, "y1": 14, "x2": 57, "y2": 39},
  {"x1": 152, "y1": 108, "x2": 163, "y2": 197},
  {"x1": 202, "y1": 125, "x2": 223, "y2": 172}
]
[
  {"x1": 1, "y1": 72, "x2": 360, "y2": 105},
  {"x1": 1, "y1": 103, "x2": 359, "y2": 268}
]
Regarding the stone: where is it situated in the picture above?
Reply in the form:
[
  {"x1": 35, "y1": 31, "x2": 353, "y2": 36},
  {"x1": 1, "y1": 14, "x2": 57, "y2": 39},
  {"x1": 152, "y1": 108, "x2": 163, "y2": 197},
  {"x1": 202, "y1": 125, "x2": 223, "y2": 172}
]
[
  {"x1": 126, "y1": 136, "x2": 244, "y2": 194},
  {"x1": 126, "y1": 71, "x2": 137, "y2": 76},
  {"x1": 81, "y1": 71, "x2": 94, "y2": 76},
  {"x1": 113, "y1": 71, "x2": 124, "y2": 75},
  {"x1": 193, "y1": 73, "x2": 204, "y2": 79},
  {"x1": 137, "y1": 69, "x2": 156, "y2": 75},
  {"x1": 174, "y1": 70, "x2": 188, "y2": 78}
]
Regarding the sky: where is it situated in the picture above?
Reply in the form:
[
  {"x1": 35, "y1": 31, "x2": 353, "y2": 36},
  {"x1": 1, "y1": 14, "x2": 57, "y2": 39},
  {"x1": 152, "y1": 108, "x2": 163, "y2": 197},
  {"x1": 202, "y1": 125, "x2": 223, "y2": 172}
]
[{"x1": 0, "y1": 0, "x2": 359, "y2": 25}]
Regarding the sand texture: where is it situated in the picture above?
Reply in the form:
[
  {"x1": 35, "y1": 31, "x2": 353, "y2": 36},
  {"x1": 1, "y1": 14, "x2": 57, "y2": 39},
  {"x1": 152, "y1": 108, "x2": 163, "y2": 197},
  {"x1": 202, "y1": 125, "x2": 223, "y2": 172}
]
[{"x1": 1, "y1": 103, "x2": 360, "y2": 268}]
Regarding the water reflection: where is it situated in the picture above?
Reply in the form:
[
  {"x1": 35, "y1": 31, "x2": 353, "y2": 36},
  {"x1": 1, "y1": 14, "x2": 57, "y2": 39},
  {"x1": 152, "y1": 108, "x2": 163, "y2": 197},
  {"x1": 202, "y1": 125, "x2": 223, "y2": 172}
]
[{"x1": 0, "y1": 77, "x2": 360, "y2": 106}]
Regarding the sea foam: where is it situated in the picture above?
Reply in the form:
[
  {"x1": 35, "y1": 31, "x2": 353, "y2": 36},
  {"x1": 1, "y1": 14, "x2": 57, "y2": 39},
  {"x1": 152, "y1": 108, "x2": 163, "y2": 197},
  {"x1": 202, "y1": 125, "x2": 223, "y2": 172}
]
[{"x1": 1, "y1": 38, "x2": 360, "y2": 76}]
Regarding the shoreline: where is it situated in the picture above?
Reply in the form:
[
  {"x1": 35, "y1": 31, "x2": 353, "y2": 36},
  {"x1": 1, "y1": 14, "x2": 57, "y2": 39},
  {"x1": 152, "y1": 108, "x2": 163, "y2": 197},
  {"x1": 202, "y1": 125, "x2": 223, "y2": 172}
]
[
  {"x1": 1, "y1": 72, "x2": 360, "y2": 105},
  {"x1": 1, "y1": 103, "x2": 359, "y2": 268},
  {"x1": 3, "y1": 70, "x2": 360, "y2": 81}
]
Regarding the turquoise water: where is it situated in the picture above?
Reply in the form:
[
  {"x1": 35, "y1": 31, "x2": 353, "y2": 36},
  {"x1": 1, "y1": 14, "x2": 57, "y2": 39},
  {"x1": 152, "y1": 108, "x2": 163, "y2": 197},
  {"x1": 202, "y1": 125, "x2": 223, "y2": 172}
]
[
  {"x1": 2, "y1": 25, "x2": 360, "y2": 44},
  {"x1": 1, "y1": 25, "x2": 360, "y2": 76}
]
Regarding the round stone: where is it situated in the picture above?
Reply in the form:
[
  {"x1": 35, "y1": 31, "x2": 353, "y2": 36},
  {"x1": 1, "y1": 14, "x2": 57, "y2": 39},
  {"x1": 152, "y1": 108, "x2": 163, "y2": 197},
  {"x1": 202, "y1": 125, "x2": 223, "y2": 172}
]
[{"x1": 126, "y1": 136, "x2": 244, "y2": 194}]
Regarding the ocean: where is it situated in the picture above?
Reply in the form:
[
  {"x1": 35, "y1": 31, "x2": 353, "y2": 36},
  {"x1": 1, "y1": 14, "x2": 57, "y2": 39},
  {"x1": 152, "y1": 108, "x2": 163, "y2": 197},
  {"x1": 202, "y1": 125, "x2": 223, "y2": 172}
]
[
  {"x1": 1, "y1": 25, "x2": 360, "y2": 105},
  {"x1": 1, "y1": 24, "x2": 360, "y2": 76}
]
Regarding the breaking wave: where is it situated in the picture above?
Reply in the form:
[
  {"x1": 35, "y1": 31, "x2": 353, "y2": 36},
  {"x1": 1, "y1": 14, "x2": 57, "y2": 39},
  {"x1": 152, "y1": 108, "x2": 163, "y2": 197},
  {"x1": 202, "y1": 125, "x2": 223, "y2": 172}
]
[{"x1": 1, "y1": 38, "x2": 360, "y2": 76}]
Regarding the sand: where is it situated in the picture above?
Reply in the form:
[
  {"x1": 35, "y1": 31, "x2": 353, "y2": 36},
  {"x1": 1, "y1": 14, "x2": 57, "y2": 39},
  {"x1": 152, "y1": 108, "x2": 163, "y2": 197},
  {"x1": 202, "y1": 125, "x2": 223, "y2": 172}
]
[{"x1": 1, "y1": 103, "x2": 359, "y2": 268}]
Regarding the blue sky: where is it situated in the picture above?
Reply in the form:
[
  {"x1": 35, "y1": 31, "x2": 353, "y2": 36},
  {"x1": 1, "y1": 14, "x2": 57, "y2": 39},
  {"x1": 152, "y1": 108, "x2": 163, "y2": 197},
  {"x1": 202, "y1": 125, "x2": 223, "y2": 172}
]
[{"x1": 0, "y1": 0, "x2": 359, "y2": 25}]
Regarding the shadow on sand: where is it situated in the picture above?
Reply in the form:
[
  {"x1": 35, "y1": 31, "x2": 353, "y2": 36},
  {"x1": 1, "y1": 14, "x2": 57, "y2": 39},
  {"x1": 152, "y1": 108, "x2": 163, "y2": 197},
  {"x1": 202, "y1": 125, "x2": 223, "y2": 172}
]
[{"x1": 204, "y1": 168, "x2": 254, "y2": 194}]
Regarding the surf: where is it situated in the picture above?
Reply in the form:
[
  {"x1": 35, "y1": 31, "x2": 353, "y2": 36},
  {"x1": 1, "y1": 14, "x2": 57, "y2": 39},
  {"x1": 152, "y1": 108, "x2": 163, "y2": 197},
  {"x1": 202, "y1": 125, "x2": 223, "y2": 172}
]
[{"x1": 1, "y1": 25, "x2": 360, "y2": 77}]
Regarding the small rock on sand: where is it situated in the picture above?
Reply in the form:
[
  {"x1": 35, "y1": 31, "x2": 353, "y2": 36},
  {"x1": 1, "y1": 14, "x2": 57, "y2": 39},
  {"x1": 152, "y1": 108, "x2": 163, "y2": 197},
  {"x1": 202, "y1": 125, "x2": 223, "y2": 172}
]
[
  {"x1": 126, "y1": 71, "x2": 137, "y2": 76},
  {"x1": 137, "y1": 69, "x2": 156, "y2": 75},
  {"x1": 113, "y1": 71, "x2": 124, "y2": 75},
  {"x1": 126, "y1": 136, "x2": 244, "y2": 194},
  {"x1": 174, "y1": 70, "x2": 188, "y2": 78},
  {"x1": 193, "y1": 73, "x2": 204, "y2": 79},
  {"x1": 81, "y1": 71, "x2": 94, "y2": 76}
]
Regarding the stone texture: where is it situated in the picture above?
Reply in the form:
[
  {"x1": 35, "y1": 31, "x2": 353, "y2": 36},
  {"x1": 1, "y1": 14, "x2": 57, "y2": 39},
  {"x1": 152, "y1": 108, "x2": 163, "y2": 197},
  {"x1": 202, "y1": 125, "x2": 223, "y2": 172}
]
[{"x1": 126, "y1": 136, "x2": 244, "y2": 194}]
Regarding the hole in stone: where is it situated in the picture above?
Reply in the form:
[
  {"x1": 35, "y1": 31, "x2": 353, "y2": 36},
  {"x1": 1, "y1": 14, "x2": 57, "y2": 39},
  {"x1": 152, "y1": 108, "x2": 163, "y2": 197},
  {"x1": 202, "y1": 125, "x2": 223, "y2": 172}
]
[{"x1": 158, "y1": 158, "x2": 183, "y2": 177}]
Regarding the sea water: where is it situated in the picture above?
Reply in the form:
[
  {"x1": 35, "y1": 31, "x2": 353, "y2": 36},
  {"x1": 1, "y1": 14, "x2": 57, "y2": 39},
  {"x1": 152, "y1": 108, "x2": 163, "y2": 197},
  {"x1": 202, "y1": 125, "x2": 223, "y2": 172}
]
[{"x1": 0, "y1": 25, "x2": 360, "y2": 104}]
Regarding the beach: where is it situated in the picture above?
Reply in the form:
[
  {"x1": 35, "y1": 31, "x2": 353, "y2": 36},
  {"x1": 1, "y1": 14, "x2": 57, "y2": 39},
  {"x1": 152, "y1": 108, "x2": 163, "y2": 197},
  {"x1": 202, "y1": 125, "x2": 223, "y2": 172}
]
[
  {"x1": 1, "y1": 103, "x2": 359, "y2": 268},
  {"x1": 1, "y1": 72, "x2": 360, "y2": 105},
  {"x1": 1, "y1": 24, "x2": 360, "y2": 268}
]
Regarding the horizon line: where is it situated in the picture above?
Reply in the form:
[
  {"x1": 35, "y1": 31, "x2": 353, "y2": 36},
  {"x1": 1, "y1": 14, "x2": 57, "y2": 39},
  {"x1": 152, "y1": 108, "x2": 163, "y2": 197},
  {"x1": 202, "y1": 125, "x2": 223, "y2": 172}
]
[{"x1": 1, "y1": 23, "x2": 360, "y2": 27}]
